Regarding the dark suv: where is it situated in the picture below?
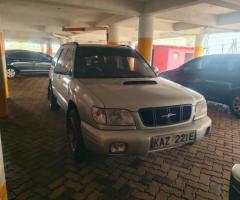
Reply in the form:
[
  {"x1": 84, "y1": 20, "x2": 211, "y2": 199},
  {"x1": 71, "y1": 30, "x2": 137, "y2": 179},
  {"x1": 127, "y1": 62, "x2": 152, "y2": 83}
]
[
  {"x1": 6, "y1": 50, "x2": 52, "y2": 79},
  {"x1": 160, "y1": 54, "x2": 240, "y2": 117}
]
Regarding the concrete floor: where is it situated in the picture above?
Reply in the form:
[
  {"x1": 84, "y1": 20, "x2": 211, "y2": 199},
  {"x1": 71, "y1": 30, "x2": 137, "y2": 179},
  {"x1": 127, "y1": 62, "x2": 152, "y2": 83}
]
[{"x1": 1, "y1": 77, "x2": 240, "y2": 200}]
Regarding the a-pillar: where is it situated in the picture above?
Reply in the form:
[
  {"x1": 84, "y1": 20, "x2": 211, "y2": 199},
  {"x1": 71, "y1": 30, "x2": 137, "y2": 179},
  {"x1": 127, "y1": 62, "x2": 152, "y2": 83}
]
[
  {"x1": 46, "y1": 39, "x2": 53, "y2": 56},
  {"x1": 107, "y1": 24, "x2": 120, "y2": 45},
  {"x1": 0, "y1": 32, "x2": 8, "y2": 118},
  {"x1": 0, "y1": 134, "x2": 7, "y2": 200},
  {"x1": 194, "y1": 34, "x2": 205, "y2": 57},
  {"x1": 138, "y1": 15, "x2": 154, "y2": 64}
]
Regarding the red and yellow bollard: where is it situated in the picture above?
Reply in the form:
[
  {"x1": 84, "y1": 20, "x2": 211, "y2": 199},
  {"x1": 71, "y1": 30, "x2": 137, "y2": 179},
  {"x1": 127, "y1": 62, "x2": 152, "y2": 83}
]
[
  {"x1": 0, "y1": 32, "x2": 8, "y2": 118},
  {"x1": 137, "y1": 15, "x2": 154, "y2": 64},
  {"x1": 0, "y1": 134, "x2": 7, "y2": 200},
  {"x1": 107, "y1": 24, "x2": 120, "y2": 45},
  {"x1": 47, "y1": 40, "x2": 53, "y2": 56},
  {"x1": 194, "y1": 34, "x2": 205, "y2": 57}
]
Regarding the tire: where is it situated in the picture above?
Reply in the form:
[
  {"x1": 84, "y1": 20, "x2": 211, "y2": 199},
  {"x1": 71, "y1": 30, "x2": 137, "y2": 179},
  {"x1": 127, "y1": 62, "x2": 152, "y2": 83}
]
[
  {"x1": 66, "y1": 108, "x2": 87, "y2": 162},
  {"x1": 230, "y1": 94, "x2": 240, "y2": 118},
  {"x1": 7, "y1": 67, "x2": 17, "y2": 79},
  {"x1": 48, "y1": 82, "x2": 60, "y2": 111}
]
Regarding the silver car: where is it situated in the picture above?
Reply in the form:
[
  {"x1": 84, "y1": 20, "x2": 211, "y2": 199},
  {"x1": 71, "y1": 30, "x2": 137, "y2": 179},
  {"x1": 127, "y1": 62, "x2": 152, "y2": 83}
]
[{"x1": 48, "y1": 43, "x2": 212, "y2": 160}]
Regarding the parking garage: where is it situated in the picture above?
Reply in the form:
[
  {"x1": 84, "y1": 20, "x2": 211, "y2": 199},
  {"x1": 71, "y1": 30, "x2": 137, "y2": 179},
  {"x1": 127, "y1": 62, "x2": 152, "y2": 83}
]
[{"x1": 1, "y1": 1, "x2": 240, "y2": 200}]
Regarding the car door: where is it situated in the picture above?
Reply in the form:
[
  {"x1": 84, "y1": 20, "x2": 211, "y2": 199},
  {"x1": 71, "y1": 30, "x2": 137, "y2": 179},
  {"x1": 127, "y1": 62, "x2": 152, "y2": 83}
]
[
  {"x1": 59, "y1": 46, "x2": 75, "y2": 107},
  {"x1": 9, "y1": 51, "x2": 36, "y2": 73},
  {"x1": 201, "y1": 55, "x2": 230, "y2": 102},
  {"x1": 52, "y1": 47, "x2": 69, "y2": 110},
  {"x1": 35, "y1": 53, "x2": 52, "y2": 72},
  {"x1": 174, "y1": 57, "x2": 205, "y2": 94},
  {"x1": 225, "y1": 57, "x2": 240, "y2": 103}
]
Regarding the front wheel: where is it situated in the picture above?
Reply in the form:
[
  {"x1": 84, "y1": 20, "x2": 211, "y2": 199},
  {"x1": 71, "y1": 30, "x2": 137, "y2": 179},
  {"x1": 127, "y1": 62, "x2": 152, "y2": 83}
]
[
  {"x1": 7, "y1": 67, "x2": 17, "y2": 79},
  {"x1": 230, "y1": 95, "x2": 240, "y2": 118},
  {"x1": 67, "y1": 109, "x2": 87, "y2": 161}
]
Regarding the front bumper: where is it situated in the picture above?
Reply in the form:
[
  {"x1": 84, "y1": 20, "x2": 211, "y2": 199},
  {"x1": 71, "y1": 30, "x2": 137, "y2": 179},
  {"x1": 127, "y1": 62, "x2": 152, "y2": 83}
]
[{"x1": 81, "y1": 116, "x2": 212, "y2": 155}]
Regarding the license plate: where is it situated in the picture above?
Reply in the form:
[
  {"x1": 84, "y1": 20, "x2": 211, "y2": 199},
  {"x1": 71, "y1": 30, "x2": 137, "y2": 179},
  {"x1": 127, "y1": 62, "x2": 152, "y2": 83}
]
[{"x1": 150, "y1": 131, "x2": 196, "y2": 150}]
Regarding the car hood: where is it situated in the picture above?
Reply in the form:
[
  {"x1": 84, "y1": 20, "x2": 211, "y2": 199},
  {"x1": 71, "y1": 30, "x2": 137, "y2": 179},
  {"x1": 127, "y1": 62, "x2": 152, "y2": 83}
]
[{"x1": 78, "y1": 77, "x2": 203, "y2": 111}]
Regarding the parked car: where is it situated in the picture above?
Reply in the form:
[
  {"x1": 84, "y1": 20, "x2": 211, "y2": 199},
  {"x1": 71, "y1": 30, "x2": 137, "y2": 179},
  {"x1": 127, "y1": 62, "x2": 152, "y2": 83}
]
[
  {"x1": 229, "y1": 164, "x2": 240, "y2": 200},
  {"x1": 48, "y1": 43, "x2": 211, "y2": 160},
  {"x1": 160, "y1": 54, "x2": 240, "y2": 117},
  {"x1": 6, "y1": 50, "x2": 52, "y2": 79}
]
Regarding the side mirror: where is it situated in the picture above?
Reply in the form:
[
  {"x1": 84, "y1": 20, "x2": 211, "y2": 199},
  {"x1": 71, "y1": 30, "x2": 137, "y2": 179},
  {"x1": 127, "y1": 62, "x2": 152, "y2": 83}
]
[
  {"x1": 151, "y1": 66, "x2": 160, "y2": 75},
  {"x1": 67, "y1": 70, "x2": 73, "y2": 77},
  {"x1": 54, "y1": 67, "x2": 72, "y2": 76}
]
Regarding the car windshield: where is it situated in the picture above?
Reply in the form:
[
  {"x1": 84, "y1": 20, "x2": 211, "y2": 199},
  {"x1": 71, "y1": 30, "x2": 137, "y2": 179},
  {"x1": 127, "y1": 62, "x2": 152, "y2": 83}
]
[{"x1": 75, "y1": 47, "x2": 156, "y2": 78}]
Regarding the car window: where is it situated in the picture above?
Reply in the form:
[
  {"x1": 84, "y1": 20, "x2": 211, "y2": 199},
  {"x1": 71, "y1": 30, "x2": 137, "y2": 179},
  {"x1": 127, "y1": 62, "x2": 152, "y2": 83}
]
[
  {"x1": 37, "y1": 53, "x2": 52, "y2": 62},
  {"x1": 181, "y1": 57, "x2": 204, "y2": 72},
  {"x1": 63, "y1": 47, "x2": 75, "y2": 72},
  {"x1": 30, "y1": 52, "x2": 40, "y2": 61},
  {"x1": 52, "y1": 48, "x2": 63, "y2": 67},
  {"x1": 54, "y1": 48, "x2": 68, "y2": 74},
  {"x1": 227, "y1": 58, "x2": 240, "y2": 74},
  {"x1": 204, "y1": 56, "x2": 227, "y2": 75},
  {"x1": 10, "y1": 52, "x2": 34, "y2": 61},
  {"x1": 75, "y1": 47, "x2": 155, "y2": 78}
]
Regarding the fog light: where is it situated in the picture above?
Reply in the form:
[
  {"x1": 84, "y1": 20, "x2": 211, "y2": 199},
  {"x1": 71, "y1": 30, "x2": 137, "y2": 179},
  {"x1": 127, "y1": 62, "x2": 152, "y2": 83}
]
[{"x1": 110, "y1": 142, "x2": 127, "y2": 153}]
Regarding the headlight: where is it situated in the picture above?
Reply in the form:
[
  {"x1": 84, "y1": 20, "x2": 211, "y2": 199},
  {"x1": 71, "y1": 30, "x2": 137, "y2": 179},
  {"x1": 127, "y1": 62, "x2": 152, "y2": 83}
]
[
  {"x1": 92, "y1": 107, "x2": 135, "y2": 126},
  {"x1": 92, "y1": 107, "x2": 106, "y2": 124},
  {"x1": 195, "y1": 100, "x2": 207, "y2": 120}
]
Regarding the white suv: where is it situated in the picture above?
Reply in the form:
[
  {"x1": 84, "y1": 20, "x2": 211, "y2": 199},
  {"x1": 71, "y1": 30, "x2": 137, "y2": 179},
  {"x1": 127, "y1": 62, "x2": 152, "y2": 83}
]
[{"x1": 48, "y1": 43, "x2": 212, "y2": 160}]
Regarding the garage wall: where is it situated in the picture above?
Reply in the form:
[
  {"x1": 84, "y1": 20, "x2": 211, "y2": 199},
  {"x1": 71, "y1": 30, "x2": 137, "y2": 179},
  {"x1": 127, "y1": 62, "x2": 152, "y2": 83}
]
[{"x1": 153, "y1": 45, "x2": 194, "y2": 72}]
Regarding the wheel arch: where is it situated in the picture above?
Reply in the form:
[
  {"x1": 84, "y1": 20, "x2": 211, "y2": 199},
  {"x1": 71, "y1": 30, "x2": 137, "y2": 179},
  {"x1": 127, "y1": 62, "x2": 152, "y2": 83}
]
[
  {"x1": 67, "y1": 100, "x2": 80, "y2": 118},
  {"x1": 229, "y1": 88, "x2": 240, "y2": 103},
  {"x1": 7, "y1": 64, "x2": 18, "y2": 72}
]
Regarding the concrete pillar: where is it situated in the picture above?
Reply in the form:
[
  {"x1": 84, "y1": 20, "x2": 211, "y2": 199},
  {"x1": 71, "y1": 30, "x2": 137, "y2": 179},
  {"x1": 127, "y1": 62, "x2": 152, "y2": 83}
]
[
  {"x1": 41, "y1": 43, "x2": 45, "y2": 53},
  {"x1": 46, "y1": 39, "x2": 53, "y2": 56},
  {"x1": 0, "y1": 134, "x2": 7, "y2": 200},
  {"x1": 0, "y1": 32, "x2": 8, "y2": 118},
  {"x1": 194, "y1": 34, "x2": 205, "y2": 57},
  {"x1": 138, "y1": 15, "x2": 154, "y2": 64},
  {"x1": 108, "y1": 24, "x2": 120, "y2": 45},
  {"x1": 59, "y1": 38, "x2": 66, "y2": 45}
]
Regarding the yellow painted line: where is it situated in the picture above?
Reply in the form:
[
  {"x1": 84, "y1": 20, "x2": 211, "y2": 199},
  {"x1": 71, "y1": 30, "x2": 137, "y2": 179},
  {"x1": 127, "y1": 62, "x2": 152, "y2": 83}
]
[
  {"x1": 137, "y1": 37, "x2": 153, "y2": 63},
  {"x1": 194, "y1": 46, "x2": 204, "y2": 57},
  {"x1": 0, "y1": 183, "x2": 7, "y2": 200}
]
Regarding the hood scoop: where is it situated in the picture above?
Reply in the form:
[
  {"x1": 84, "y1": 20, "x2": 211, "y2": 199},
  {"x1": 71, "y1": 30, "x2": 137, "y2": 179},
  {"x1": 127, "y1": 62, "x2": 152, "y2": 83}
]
[{"x1": 123, "y1": 80, "x2": 158, "y2": 85}]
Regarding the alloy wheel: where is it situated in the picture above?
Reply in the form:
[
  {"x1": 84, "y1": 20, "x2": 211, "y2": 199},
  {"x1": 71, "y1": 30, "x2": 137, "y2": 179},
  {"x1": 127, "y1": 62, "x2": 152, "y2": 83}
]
[{"x1": 7, "y1": 68, "x2": 16, "y2": 78}]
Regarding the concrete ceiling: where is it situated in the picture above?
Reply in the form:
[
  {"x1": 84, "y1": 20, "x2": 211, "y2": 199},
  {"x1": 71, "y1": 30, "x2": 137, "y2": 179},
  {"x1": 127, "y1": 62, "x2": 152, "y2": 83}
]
[{"x1": 1, "y1": 0, "x2": 240, "y2": 43}]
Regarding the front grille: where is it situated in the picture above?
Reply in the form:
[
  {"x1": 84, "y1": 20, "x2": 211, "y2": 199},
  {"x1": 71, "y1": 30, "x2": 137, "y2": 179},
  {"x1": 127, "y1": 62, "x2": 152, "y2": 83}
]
[{"x1": 139, "y1": 105, "x2": 192, "y2": 127}]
